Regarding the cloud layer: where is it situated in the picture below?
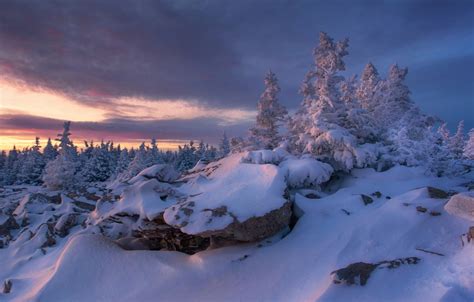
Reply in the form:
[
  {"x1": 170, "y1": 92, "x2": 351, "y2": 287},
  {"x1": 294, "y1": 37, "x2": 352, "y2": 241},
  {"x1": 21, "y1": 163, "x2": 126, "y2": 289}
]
[{"x1": 0, "y1": 0, "x2": 473, "y2": 144}]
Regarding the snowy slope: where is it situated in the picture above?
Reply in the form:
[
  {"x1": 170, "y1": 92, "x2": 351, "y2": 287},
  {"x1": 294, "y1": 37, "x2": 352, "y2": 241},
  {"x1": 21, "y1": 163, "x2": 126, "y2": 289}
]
[{"x1": 0, "y1": 163, "x2": 473, "y2": 302}]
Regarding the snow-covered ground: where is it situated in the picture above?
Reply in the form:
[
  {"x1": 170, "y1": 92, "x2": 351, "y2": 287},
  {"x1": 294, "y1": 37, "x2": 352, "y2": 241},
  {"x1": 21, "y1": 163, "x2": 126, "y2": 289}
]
[{"x1": 0, "y1": 154, "x2": 473, "y2": 302}]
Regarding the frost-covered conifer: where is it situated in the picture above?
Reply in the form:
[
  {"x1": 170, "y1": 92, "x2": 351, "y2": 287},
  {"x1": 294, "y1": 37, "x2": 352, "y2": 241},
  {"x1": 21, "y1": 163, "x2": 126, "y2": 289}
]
[
  {"x1": 176, "y1": 141, "x2": 198, "y2": 171},
  {"x1": 249, "y1": 71, "x2": 288, "y2": 149},
  {"x1": 18, "y1": 137, "x2": 45, "y2": 184},
  {"x1": 450, "y1": 120, "x2": 465, "y2": 158},
  {"x1": 464, "y1": 128, "x2": 474, "y2": 160},
  {"x1": 114, "y1": 148, "x2": 131, "y2": 177},
  {"x1": 3, "y1": 146, "x2": 19, "y2": 185},
  {"x1": 82, "y1": 141, "x2": 114, "y2": 182},
  {"x1": 356, "y1": 62, "x2": 380, "y2": 113},
  {"x1": 219, "y1": 132, "x2": 230, "y2": 157},
  {"x1": 341, "y1": 75, "x2": 377, "y2": 142},
  {"x1": 374, "y1": 64, "x2": 413, "y2": 130},
  {"x1": 42, "y1": 122, "x2": 80, "y2": 190},
  {"x1": 43, "y1": 138, "x2": 58, "y2": 161}
]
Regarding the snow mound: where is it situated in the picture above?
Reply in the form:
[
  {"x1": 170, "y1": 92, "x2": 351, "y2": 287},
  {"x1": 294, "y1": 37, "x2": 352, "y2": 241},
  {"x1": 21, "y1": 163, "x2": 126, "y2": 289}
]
[
  {"x1": 445, "y1": 192, "x2": 474, "y2": 221},
  {"x1": 241, "y1": 148, "x2": 289, "y2": 164},
  {"x1": 280, "y1": 157, "x2": 333, "y2": 188},
  {"x1": 129, "y1": 164, "x2": 179, "y2": 184},
  {"x1": 93, "y1": 178, "x2": 178, "y2": 223},
  {"x1": 164, "y1": 153, "x2": 288, "y2": 238}
]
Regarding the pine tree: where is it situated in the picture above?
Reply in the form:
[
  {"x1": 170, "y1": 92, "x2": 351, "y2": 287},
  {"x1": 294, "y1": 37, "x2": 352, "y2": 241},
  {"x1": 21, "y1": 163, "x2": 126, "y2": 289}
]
[
  {"x1": 3, "y1": 146, "x2": 19, "y2": 185},
  {"x1": 249, "y1": 71, "x2": 288, "y2": 149},
  {"x1": 114, "y1": 148, "x2": 131, "y2": 177},
  {"x1": 0, "y1": 151, "x2": 6, "y2": 185},
  {"x1": 437, "y1": 123, "x2": 450, "y2": 142},
  {"x1": 82, "y1": 141, "x2": 114, "y2": 182},
  {"x1": 287, "y1": 70, "x2": 316, "y2": 153},
  {"x1": 450, "y1": 120, "x2": 465, "y2": 158},
  {"x1": 176, "y1": 141, "x2": 198, "y2": 171},
  {"x1": 18, "y1": 137, "x2": 45, "y2": 184},
  {"x1": 42, "y1": 122, "x2": 80, "y2": 190},
  {"x1": 374, "y1": 64, "x2": 413, "y2": 130},
  {"x1": 464, "y1": 128, "x2": 474, "y2": 160},
  {"x1": 356, "y1": 62, "x2": 380, "y2": 113},
  {"x1": 341, "y1": 75, "x2": 376, "y2": 142},
  {"x1": 218, "y1": 132, "x2": 230, "y2": 157},
  {"x1": 43, "y1": 138, "x2": 58, "y2": 161}
]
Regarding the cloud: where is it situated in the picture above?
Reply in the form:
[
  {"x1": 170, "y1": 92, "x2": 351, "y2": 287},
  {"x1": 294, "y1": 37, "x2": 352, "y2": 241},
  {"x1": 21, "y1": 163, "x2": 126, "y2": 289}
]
[
  {"x1": 0, "y1": 113, "x2": 251, "y2": 144},
  {"x1": 0, "y1": 0, "x2": 472, "y2": 135}
]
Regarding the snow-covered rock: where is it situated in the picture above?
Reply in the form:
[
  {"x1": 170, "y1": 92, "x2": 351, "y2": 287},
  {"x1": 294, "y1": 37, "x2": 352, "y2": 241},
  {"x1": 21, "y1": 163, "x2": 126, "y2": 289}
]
[
  {"x1": 280, "y1": 157, "x2": 333, "y2": 188},
  {"x1": 164, "y1": 154, "x2": 291, "y2": 241},
  {"x1": 129, "y1": 164, "x2": 180, "y2": 184},
  {"x1": 241, "y1": 148, "x2": 290, "y2": 164},
  {"x1": 445, "y1": 192, "x2": 474, "y2": 221}
]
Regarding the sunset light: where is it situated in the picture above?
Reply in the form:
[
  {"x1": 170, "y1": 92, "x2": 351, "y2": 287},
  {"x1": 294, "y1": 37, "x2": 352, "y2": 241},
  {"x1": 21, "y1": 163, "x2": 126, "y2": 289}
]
[{"x1": 0, "y1": 1, "x2": 473, "y2": 301}]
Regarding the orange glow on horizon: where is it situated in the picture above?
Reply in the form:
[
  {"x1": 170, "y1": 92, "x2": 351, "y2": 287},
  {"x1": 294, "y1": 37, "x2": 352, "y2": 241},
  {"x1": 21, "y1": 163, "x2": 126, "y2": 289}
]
[{"x1": 0, "y1": 135, "x2": 189, "y2": 151}]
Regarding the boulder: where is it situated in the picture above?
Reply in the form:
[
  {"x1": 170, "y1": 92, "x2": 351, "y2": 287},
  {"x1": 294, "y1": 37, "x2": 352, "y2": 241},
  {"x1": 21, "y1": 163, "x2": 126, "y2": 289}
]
[
  {"x1": 360, "y1": 194, "x2": 374, "y2": 205},
  {"x1": 426, "y1": 187, "x2": 449, "y2": 199},
  {"x1": 444, "y1": 192, "x2": 474, "y2": 221},
  {"x1": 166, "y1": 201, "x2": 292, "y2": 242},
  {"x1": 0, "y1": 214, "x2": 19, "y2": 236},
  {"x1": 164, "y1": 154, "x2": 292, "y2": 242}
]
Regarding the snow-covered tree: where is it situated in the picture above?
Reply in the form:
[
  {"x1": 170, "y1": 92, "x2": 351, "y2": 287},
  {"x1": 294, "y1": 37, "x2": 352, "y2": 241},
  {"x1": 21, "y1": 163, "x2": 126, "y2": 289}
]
[
  {"x1": 356, "y1": 62, "x2": 380, "y2": 113},
  {"x1": 249, "y1": 71, "x2": 288, "y2": 149},
  {"x1": 437, "y1": 123, "x2": 450, "y2": 142},
  {"x1": 147, "y1": 138, "x2": 162, "y2": 166},
  {"x1": 373, "y1": 64, "x2": 413, "y2": 130},
  {"x1": 124, "y1": 142, "x2": 149, "y2": 179},
  {"x1": 464, "y1": 128, "x2": 474, "y2": 160},
  {"x1": 82, "y1": 141, "x2": 114, "y2": 182},
  {"x1": 287, "y1": 70, "x2": 317, "y2": 153},
  {"x1": 3, "y1": 146, "x2": 19, "y2": 185},
  {"x1": 43, "y1": 138, "x2": 58, "y2": 161},
  {"x1": 114, "y1": 148, "x2": 131, "y2": 177},
  {"x1": 219, "y1": 132, "x2": 230, "y2": 157},
  {"x1": 176, "y1": 141, "x2": 198, "y2": 171},
  {"x1": 293, "y1": 32, "x2": 378, "y2": 170},
  {"x1": 340, "y1": 75, "x2": 377, "y2": 142},
  {"x1": 450, "y1": 120, "x2": 465, "y2": 158},
  {"x1": 17, "y1": 137, "x2": 45, "y2": 184},
  {"x1": 42, "y1": 122, "x2": 80, "y2": 190}
]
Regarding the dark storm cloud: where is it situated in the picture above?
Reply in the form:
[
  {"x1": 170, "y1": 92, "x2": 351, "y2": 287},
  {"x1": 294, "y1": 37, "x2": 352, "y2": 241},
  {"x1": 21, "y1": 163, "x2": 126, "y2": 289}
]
[
  {"x1": 0, "y1": 113, "x2": 250, "y2": 143},
  {"x1": 0, "y1": 0, "x2": 473, "y2": 129}
]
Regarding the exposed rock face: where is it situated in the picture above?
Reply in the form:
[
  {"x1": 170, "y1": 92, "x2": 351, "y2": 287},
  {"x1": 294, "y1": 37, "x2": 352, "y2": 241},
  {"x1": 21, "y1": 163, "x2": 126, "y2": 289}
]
[
  {"x1": 167, "y1": 201, "x2": 292, "y2": 242},
  {"x1": 134, "y1": 219, "x2": 210, "y2": 255},
  {"x1": 3, "y1": 280, "x2": 12, "y2": 294},
  {"x1": 332, "y1": 257, "x2": 420, "y2": 286},
  {"x1": 0, "y1": 214, "x2": 19, "y2": 237},
  {"x1": 468, "y1": 226, "x2": 474, "y2": 243},
  {"x1": 200, "y1": 202, "x2": 292, "y2": 242},
  {"x1": 426, "y1": 187, "x2": 449, "y2": 199},
  {"x1": 444, "y1": 192, "x2": 474, "y2": 221},
  {"x1": 360, "y1": 194, "x2": 374, "y2": 205}
]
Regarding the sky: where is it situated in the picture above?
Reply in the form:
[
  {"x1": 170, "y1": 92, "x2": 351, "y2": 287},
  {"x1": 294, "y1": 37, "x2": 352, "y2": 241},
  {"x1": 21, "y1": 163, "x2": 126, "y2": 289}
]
[{"x1": 0, "y1": 0, "x2": 473, "y2": 150}]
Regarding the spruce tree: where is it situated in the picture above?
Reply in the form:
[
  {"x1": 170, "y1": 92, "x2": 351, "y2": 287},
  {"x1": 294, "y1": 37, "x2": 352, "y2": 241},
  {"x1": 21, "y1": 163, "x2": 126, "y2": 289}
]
[{"x1": 249, "y1": 71, "x2": 288, "y2": 149}]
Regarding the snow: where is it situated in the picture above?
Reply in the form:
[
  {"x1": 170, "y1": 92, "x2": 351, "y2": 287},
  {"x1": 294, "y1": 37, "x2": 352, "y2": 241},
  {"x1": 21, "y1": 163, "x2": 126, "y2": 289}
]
[
  {"x1": 164, "y1": 153, "x2": 288, "y2": 235},
  {"x1": 280, "y1": 157, "x2": 333, "y2": 188},
  {"x1": 0, "y1": 164, "x2": 473, "y2": 302},
  {"x1": 128, "y1": 164, "x2": 179, "y2": 184},
  {"x1": 93, "y1": 178, "x2": 176, "y2": 222},
  {"x1": 241, "y1": 148, "x2": 289, "y2": 164},
  {"x1": 445, "y1": 192, "x2": 474, "y2": 222}
]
